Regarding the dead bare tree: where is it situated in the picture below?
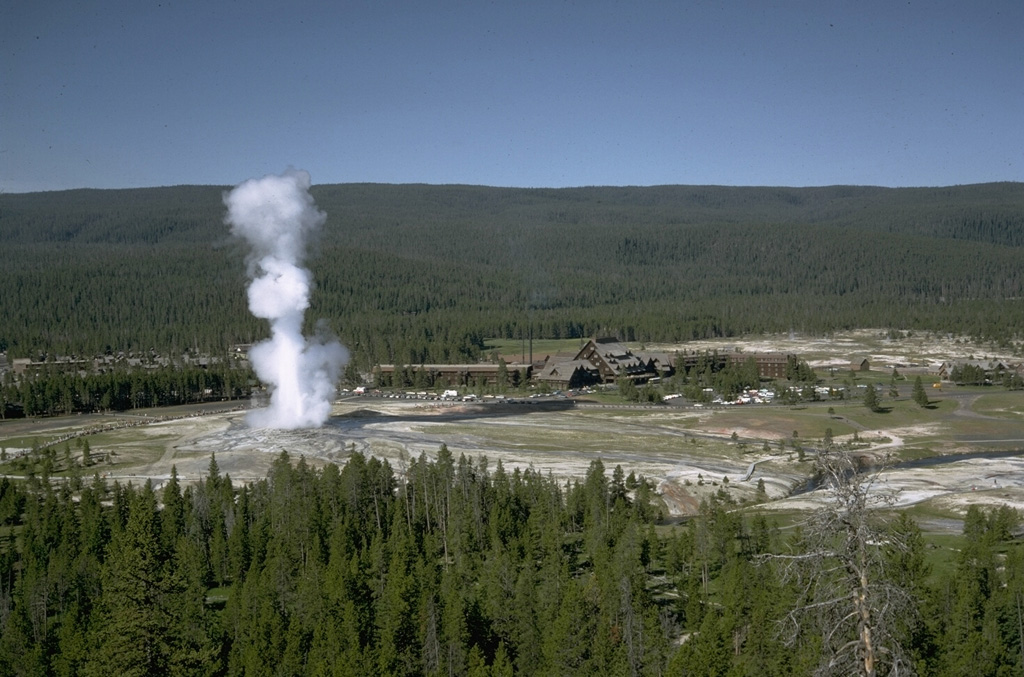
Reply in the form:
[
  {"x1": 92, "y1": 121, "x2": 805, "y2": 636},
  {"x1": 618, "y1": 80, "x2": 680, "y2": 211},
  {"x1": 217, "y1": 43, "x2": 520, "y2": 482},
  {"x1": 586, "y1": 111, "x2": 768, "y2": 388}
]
[{"x1": 766, "y1": 448, "x2": 920, "y2": 677}]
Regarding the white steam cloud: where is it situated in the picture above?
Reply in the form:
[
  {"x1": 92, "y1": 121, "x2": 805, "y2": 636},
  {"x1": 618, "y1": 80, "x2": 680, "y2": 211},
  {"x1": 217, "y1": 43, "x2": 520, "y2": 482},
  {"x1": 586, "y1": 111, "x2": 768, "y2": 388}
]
[{"x1": 224, "y1": 169, "x2": 347, "y2": 429}]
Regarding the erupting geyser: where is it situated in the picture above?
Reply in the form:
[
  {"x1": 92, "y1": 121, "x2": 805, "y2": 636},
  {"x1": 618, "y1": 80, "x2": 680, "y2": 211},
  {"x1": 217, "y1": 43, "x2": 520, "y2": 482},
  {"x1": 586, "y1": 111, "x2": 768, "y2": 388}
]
[{"x1": 224, "y1": 169, "x2": 347, "y2": 429}]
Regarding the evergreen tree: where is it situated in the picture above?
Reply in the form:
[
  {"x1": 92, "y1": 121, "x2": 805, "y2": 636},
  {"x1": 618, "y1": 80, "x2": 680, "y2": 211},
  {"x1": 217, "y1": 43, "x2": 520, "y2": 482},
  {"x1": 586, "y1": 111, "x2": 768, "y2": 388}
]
[
  {"x1": 85, "y1": 484, "x2": 220, "y2": 676},
  {"x1": 863, "y1": 382, "x2": 879, "y2": 412},
  {"x1": 912, "y1": 376, "x2": 930, "y2": 407}
]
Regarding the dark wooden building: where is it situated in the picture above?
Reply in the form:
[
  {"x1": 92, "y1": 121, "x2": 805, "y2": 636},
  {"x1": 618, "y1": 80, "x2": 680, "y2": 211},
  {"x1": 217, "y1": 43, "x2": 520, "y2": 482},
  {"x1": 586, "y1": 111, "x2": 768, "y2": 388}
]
[{"x1": 374, "y1": 362, "x2": 532, "y2": 387}]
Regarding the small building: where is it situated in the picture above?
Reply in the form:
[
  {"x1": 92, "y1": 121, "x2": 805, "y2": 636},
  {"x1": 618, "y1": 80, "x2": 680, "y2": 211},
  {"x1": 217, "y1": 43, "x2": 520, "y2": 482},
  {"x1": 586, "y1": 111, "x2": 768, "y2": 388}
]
[
  {"x1": 11, "y1": 357, "x2": 32, "y2": 376},
  {"x1": 850, "y1": 357, "x2": 870, "y2": 372},
  {"x1": 11, "y1": 356, "x2": 89, "y2": 377}
]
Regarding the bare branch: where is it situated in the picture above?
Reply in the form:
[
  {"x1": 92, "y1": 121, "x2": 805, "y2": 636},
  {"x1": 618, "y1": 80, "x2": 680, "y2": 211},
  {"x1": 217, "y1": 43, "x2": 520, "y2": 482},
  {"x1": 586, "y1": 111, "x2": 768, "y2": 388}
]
[{"x1": 762, "y1": 448, "x2": 920, "y2": 676}]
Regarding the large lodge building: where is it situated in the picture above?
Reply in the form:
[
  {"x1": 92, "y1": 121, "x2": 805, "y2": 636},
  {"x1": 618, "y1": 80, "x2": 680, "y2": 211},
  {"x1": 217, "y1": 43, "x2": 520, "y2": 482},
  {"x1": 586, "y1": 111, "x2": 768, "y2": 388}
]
[
  {"x1": 372, "y1": 362, "x2": 534, "y2": 388},
  {"x1": 375, "y1": 338, "x2": 798, "y2": 391}
]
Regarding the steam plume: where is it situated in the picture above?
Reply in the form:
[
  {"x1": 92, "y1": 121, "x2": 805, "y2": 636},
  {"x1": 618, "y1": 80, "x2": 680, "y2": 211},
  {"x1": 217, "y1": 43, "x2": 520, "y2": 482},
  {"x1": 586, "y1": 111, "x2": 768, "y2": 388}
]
[{"x1": 224, "y1": 169, "x2": 347, "y2": 429}]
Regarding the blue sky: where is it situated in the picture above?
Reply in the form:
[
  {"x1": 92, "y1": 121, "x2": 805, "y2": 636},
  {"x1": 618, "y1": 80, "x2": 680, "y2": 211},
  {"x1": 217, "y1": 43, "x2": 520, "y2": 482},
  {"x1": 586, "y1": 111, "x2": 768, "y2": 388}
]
[{"x1": 2, "y1": 1, "x2": 1022, "y2": 192}]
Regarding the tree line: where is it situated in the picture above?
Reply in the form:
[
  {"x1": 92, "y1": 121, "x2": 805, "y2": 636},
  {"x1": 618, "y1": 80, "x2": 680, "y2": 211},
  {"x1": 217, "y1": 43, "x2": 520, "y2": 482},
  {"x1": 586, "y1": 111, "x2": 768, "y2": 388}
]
[
  {"x1": 1, "y1": 361, "x2": 253, "y2": 419},
  {"x1": 1, "y1": 447, "x2": 1023, "y2": 675},
  {"x1": 1, "y1": 183, "x2": 1022, "y2": 372}
]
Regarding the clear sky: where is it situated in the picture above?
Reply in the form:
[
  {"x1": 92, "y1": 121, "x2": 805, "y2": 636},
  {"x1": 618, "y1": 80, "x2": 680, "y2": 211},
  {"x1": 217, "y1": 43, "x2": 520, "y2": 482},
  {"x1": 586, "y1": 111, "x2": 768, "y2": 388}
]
[{"x1": 2, "y1": 1, "x2": 1022, "y2": 192}]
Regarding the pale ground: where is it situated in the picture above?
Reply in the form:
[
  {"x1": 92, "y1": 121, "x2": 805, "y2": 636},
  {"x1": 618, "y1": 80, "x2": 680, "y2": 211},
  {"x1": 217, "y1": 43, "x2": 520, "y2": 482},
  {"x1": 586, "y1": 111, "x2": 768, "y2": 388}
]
[
  {"x1": 34, "y1": 397, "x2": 1021, "y2": 528},
  {"x1": 647, "y1": 327, "x2": 1022, "y2": 372},
  {"x1": 3, "y1": 330, "x2": 1022, "y2": 529},
  {"x1": 144, "y1": 401, "x2": 791, "y2": 517}
]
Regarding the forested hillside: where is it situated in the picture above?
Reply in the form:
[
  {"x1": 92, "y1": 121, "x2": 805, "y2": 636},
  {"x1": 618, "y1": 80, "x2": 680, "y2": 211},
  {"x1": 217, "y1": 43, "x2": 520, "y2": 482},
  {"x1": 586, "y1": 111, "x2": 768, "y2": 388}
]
[{"x1": 2, "y1": 183, "x2": 1022, "y2": 368}]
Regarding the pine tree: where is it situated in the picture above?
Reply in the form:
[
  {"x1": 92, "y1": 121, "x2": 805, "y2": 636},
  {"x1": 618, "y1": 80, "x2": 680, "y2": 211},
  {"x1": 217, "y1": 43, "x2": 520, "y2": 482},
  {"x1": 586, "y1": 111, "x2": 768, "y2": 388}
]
[
  {"x1": 160, "y1": 466, "x2": 185, "y2": 555},
  {"x1": 863, "y1": 382, "x2": 879, "y2": 412},
  {"x1": 86, "y1": 487, "x2": 168, "y2": 676},
  {"x1": 912, "y1": 376, "x2": 929, "y2": 407}
]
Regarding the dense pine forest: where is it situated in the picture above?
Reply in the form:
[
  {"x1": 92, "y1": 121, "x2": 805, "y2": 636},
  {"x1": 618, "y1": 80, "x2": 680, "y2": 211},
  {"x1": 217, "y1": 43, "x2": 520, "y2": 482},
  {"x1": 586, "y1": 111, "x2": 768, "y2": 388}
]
[
  {"x1": 2, "y1": 183, "x2": 1023, "y2": 371},
  {"x1": 2, "y1": 361, "x2": 250, "y2": 418},
  {"x1": 1, "y1": 448, "x2": 1022, "y2": 675}
]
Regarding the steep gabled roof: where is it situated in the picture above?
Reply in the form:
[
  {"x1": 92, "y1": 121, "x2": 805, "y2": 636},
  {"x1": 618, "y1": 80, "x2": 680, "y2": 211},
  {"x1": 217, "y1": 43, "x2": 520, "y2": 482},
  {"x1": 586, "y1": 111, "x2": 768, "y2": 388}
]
[
  {"x1": 535, "y1": 359, "x2": 595, "y2": 380},
  {"x1": 572, "y1": 338, "x2": 665, "y2": 382}
]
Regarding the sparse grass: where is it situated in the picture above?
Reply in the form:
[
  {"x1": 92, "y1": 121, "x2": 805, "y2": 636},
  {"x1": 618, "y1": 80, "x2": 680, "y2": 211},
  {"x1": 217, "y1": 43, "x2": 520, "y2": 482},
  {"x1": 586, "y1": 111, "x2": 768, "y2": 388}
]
[
  {"x1": 426, "y1": 413, "x2": 734, "y2": 458},
  {"x1": 205, "y1": 585, "x2": 232, "y2": 609},
  {"x1": 845, "y1": 397, "x2": 957, "y2": 427},
  {"x1": 0, "y1": 435, "x2": 52, "y2": 450},
  {"x1": 166, "y1": 449, "x2": 213, "y2": 460},
  {"x1": 903, "y1": 499, "x2": 965, "y2": 521},
  {"x1": 894, "y1": 446, "x2": 947, "y2": 461},
  {"x1": 744, "y1": 508, "x2": 810, "y2": 531},
  {"x1": 971, "y1": 391, "x2": 1024, "y2": 421},
  {"x1": 367, "y1": 440, "x2": 412, "y2": 458},
  {"x1": 945, "y1": 415, "x2": 1024, "y2": 440},
  {"x1": 919, "y1": 532, "x2": 965, "y2": 583},
  {"x1": 709, "y1": 406, "x2": 854, "y2": 441},
  {"x1": 573, "y1": 390, "x2": 626, "y2": 404},
  {"x1": 206, "y1": 585, "x2": 232, "y2": 602},
  {"x1": 573, "y1": 409, "x2": 699, "y2": 427}
]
